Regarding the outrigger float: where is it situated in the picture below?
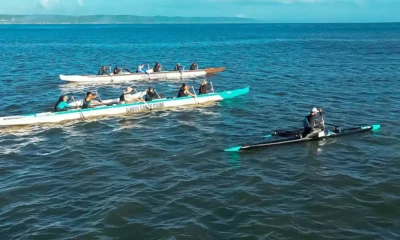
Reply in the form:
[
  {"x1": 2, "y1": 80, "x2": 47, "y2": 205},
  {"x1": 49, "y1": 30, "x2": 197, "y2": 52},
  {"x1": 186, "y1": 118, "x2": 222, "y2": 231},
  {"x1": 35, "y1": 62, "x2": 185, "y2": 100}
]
[
  {"x1": 60, "y1": 67, "x2": 226, "y2": 83},
  {"x1": 0, "y1": 87, "x2": 249, "y2": 127}
]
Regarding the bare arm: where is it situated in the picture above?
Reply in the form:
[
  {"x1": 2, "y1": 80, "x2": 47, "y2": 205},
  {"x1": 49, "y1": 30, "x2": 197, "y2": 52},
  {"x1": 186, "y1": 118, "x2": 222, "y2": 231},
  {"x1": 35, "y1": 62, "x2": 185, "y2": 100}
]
[{"x1": 185, "y1": 89, "x2": 196, "y2": 98}]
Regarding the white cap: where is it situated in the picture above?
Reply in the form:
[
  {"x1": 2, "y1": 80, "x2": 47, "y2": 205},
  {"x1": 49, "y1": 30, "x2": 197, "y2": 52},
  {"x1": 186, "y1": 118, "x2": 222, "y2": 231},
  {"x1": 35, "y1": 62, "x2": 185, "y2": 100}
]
[
  {"x1": 125, "y1": 87, "x2": 133, "y2": 93},
  {"x1": 311, "y1": 107, "x2": 318, "y2": 112}
]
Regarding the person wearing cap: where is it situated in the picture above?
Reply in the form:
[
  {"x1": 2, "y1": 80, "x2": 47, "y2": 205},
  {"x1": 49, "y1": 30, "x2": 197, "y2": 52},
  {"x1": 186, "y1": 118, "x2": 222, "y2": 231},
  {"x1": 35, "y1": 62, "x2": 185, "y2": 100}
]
[
  {"x1": 98, "y1": 66, "x2": 108, "y2": 75},
  {"x1": 190, "y1": 62, "x2": 198, "y2": 71},
  {"x1": 303, "y1": 107, "x2": 324, "y2": 137},
  {"x1": 82, "y1": 92, "x2": 98, "y2": 109},
  {"x1": 198, "y1": 80, "x2": 213, "y2": 95},
  {"x1": 144, "y1": 87, "x2": 160, "y2": 101},
  {"x1": 177, "y1": 83, "x2": 196, "y2": 98},
  {"x1": 119, "y1": 87, "x2": 144, "y2": 104},
  {"x1": 174, "y1": 63, "x2": 182, "y2": 72}
]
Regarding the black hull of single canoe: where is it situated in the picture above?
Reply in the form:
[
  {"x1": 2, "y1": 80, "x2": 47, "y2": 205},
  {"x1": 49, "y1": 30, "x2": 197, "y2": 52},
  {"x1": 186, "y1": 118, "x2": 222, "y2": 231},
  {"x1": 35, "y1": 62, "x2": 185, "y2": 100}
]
[{"x1": 225, "y1": 124, "x2": 380, "y2": 152}]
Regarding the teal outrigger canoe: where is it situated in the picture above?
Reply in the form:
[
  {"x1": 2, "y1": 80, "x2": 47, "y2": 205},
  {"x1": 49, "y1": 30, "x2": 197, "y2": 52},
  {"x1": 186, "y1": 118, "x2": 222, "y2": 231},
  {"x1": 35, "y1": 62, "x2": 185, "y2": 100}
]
[{"x1": 0, "y1": 86, "x2": 249, "y2": 127}]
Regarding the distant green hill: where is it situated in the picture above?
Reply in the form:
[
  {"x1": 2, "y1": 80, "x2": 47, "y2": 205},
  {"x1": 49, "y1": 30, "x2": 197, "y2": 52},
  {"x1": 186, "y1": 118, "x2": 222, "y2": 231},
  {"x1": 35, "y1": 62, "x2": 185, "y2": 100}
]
[{"x1": 0, "y1": 15, "x2": 259, "y2": 24}]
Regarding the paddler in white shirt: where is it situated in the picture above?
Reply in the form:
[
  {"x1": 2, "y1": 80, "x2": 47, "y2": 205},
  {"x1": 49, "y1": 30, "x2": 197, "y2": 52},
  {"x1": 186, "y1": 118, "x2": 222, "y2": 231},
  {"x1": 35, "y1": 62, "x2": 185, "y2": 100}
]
[{"x1": 119, "y1": 87, "x2": 145, "y2": 104}]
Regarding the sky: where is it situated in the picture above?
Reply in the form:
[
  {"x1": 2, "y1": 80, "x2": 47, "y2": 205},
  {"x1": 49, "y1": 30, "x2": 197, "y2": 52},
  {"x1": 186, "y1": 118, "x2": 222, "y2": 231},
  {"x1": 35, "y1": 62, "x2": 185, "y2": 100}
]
[{"x1": 1, "y1": 0, "x2": 400, "y2": 23}]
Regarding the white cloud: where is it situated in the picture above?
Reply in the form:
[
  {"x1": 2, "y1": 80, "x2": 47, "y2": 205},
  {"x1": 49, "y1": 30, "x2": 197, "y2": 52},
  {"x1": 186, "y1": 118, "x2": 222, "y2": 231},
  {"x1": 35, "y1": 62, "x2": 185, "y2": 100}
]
[{"x1": 77, "y1": 0, "x2": 84, "y2": 6}]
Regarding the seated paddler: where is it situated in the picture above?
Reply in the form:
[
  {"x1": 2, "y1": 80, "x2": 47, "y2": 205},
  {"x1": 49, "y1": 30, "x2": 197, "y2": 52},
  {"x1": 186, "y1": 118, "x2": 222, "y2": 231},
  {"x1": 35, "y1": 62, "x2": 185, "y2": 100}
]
[
  {"x1": 98, "y1": 66, "x2": 108, "y2": 75},
  {"x1": 113, "y1": 66, "x2": 121, "y2": 74},
  {"x1": 144, "y1": 87, "x2": 160, "y2": 101},
  {"x1": 303, "y1": 107, "x2": 324, "y2": 137},
  {"x1": 54, "y1": 95, "x2": 74, "y2": 112},
  {"x1": 177, "y1": 83, "x2": 196, "y2": 98},
  {"x1": 198, "y1": 80, "x2": 213, "y2": 95},
  {"x1": 120, "y1": 87, "x2": 145, "y2": 104},
  {"x1": 82, "y1": 92, "x2": 99, "y2": 109}
]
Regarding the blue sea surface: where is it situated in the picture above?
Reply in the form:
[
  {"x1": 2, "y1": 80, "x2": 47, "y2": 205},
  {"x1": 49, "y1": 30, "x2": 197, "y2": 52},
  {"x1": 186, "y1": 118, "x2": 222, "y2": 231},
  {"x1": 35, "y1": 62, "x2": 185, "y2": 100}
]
[{"x1": 0, "y1": 24, "x2": 399, "y2": 239}]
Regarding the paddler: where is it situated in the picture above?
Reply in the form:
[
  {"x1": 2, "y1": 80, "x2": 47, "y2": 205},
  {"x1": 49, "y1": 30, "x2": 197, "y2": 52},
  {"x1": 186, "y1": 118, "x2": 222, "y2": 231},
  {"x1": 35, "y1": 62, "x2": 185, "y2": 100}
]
[
  {"x1": 144, "y1": 87, "x2": 160, "y2": 101},
  {"x1": 153, "y1": 62, "x2": 162, "y2": 72},
  {"x1": 119, "y1": 87, "x2": 145, "y2": 104},
  {"x1": 198, "y1": 80, "x2": 212, "y2": 95},
  {"x1": 98, "y1": 66, "x2": 108, "y2": 75},
  {"x1": 303, "y1": 107, "x2": 324, "y2": 137},
  {"x1": 113, "y1": 66, "x2": 121, "y2": 74},
  {"x1": 174, "y1": 63, "x2": 182, "y2": 72},
  {"x1": 190, "y1": 62, "x2": 198, "y2": 70},
  {"x1": 82, "y1": 92, "x2": 98, "y2": 109},
  {"x1": 177, "y1": 83, "x2": 196, "y2": 98},
  {"x1": 136, "y1": 64, "x2": 149, "y2": 75},
  {"x1": 54, "y1": 95, "x2": 75, "y2": 112}
]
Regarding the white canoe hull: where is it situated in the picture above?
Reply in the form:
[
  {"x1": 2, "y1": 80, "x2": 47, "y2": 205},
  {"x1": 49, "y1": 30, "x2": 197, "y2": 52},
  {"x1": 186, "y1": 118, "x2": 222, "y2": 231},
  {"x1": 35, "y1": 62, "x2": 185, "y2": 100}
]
[
  {"x1": 0, "y1": 87, "x2": 249, "y2": 127},
  {"x1": 60, "y1": 70, "x2": 207, "y2": 83}
]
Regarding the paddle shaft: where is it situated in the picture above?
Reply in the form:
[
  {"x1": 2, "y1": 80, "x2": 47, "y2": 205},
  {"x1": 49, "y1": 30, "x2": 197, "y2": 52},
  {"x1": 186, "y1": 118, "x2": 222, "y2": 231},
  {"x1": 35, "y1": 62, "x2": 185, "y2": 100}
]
[
  {"x1": 155, "y1": 90, "x2": 161, "y2": 99},
  {"x1": 191, "y1": 86, "x2": 199, "y2": 104},
  {"x1": 71, "y1": 96, "x2": 86, "y2": 120}
]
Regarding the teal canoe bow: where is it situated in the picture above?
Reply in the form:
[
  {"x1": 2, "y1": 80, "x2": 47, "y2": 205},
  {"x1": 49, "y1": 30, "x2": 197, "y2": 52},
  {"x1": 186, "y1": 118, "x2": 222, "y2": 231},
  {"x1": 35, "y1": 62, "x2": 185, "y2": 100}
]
[{"x1": 225, "y1": 124, "x2": 380, "y2": 152}]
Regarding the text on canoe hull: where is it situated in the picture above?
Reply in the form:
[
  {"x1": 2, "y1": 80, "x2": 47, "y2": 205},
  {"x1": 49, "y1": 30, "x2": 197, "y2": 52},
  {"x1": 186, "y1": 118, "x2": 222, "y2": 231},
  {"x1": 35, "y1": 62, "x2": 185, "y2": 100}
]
[{"x1": 126, "y1": 102, "x2": 165, "y2": 113}]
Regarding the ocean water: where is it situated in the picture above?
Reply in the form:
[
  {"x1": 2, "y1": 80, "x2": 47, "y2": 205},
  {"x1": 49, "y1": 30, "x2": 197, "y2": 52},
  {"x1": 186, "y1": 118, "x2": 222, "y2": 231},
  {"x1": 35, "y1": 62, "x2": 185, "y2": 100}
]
[{"x1": 0, "y1": 24, "x2": 399, "y2": 239}]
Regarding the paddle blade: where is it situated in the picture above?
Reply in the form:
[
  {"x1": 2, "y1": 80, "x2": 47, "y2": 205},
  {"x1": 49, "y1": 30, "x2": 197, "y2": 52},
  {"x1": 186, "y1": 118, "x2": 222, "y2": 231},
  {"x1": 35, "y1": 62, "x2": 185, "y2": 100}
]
[
  {"x1": 224, "y1": 146, "x2": 242, "y2": 152},
  {"x1": 372, "y1": 124, "x2": 381, "y2": 131},
  {"x1": 265, "y1": 134, "x2": 273, "y2": 138}
]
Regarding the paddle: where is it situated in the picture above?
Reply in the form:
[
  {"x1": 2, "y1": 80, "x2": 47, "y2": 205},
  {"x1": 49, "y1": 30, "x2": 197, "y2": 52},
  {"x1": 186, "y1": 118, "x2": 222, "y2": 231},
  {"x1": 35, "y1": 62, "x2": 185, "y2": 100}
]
[
  {"x1": 93, "y1": 91, "x2": 106, "y2": 106},
  {"x1": 320, "y1": 108, "x2": 326, "y2": 129},
  {"x1": 191, "y1": 86, "x2": 199, "y2": 104},
  {"x1": 154, "y1": 90, "x2": 161, "y2": 99},
  {"x1": 210, "y1": 81, "x2": 215, "y2": 93},
  {"x1": 325, "y1": 123, "x2": 339, "y2": 127},
  {"x1": 71, "y1": 96, "x2": 86, "y2": 120}
]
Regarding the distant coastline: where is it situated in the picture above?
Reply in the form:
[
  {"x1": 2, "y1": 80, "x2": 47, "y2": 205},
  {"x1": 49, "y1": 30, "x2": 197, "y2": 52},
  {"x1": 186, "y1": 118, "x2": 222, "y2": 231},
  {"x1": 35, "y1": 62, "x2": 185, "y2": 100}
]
[{"x1": 0, "y1": 14, "x2": 260, "y2": 24}]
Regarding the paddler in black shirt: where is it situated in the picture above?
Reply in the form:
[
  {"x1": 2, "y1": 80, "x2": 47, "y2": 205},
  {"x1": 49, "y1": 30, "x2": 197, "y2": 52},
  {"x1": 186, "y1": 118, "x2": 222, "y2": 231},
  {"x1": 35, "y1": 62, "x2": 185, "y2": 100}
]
[
  {"x1": 174, "y1": 63, "x2": 182, "y2": 72},
  {"x1": 303, "y1": 107, "x2": 324, "y2": 137},
  {"x1": 190, "y1": 62, "x2": 198, "y2": 70},
  {"x1": 177, "y1": 83, "x2": 196, "y2": 98},
  {"x1": 153, "y1": 62, "x2": 162, "y2": 72},
  {"x1": 113, "y1": 66, "x2": 120, "y2": 74},
  {"x1": 144, "y1": 87, "x2": 160, "y2": 101},
  {"x1": 98, "y1": 66, "x2": 107, "y2": 75},
  {"x1": 82, "y1": 92, "x2": 99, "y2": 109},
  {"x1": 198, "y1": 80, "x2": 213, "y2": 95}
]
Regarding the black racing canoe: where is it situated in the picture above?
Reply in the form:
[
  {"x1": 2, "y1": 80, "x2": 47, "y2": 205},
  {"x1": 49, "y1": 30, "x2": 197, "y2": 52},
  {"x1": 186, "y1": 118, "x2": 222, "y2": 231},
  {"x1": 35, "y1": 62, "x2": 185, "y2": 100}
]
[{"x1": 224, "y1": 124, "x2": 380, "y2": 152}]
